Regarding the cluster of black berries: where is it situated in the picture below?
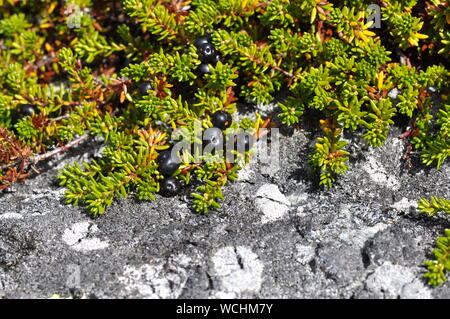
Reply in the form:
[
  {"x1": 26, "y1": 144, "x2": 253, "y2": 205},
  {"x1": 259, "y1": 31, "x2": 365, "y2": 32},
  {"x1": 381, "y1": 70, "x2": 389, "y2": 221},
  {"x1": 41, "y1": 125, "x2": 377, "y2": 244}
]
[
  {"x1": 199, "y1": 111, "x2": 255, "y2": 156},
  {"x1": 211, "y1": 111, "x2": 255, "y2": 153},
  {"x1": 194, "y1": 34, "x2": 221, "y2": 76},
  {"x1": 157, "y1": 150, "x2": 182, "y2": 197},
  {"x1": 157, "y1": 111, "x2": 234, "y2": 198},
  {"x1": 155, "y1": 33, "x2": 252, "y2": 198},
  {"x1": 11, "y1": 104, "x2": 39, "y2": 125}
]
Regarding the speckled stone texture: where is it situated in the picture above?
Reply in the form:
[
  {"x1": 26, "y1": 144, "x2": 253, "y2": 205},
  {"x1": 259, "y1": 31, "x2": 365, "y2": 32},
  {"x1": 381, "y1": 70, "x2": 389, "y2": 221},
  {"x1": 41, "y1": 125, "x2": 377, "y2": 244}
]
[{"x1": 0, "y1": 125, "x2": 449, "y2": 299}]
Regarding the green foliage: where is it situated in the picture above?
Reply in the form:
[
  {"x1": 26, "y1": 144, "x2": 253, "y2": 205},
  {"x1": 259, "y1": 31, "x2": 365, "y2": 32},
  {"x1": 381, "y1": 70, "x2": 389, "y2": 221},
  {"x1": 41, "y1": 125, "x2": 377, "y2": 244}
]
[
  {"x1": 427, "y1": 1, "x2": 450, "y2": 55},
  {"x1": 424, "y1": 230, "x2": 450, "y2": 287},
  {"x1": 418, "y1": 197, "x2": 450, "y2": 286},
  {"x1": 362, "y1": 98, "x2": 395, "y2": 147},
  {"x1": 327, "y1": 7, "x2": 374, "y2": 43},
  {"x1": 58, "y1": 127, "x2": 165, "y2": 217},
  {"x1": 383, "y1": 6, "x2": 428, "y2": 49},
  {"x1": 75, "y1": 30, "x2": 125, "y2": 63},
  {"x1": 0, "y1": 13, "x2": 31, "y2": 37},
  {"x1": 204, "y1": 62, "x2": 238, "y2": 91},
  {"x1": 415, "y1": 104, "x2": 450, "y2": 168},
  {"x1": 418, "y1": 197, "x2": 450, "y2": 217},
  {"x1": 336, "y1": 96, "x2": 367, "y2": 131},
  {"x1": 309, "y1": 119, "x2": 350, "y2": 188},
  {"x1": 123, "y1": 0, "x2": 180, "y2": 41}
]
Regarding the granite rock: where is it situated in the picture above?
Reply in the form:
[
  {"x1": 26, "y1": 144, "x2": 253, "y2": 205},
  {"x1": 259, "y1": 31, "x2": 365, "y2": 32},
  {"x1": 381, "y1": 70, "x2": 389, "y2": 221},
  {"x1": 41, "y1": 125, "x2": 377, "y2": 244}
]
[{"x1": 0, "y1": 128, "x2": 449, "y2": 299}]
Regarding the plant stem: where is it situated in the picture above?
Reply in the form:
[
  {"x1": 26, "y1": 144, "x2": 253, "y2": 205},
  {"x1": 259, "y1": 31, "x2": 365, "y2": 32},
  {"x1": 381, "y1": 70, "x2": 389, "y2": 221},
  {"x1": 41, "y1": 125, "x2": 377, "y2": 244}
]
[{"x1": 1, "y1": 134, "x2": 89, "y2": 171}]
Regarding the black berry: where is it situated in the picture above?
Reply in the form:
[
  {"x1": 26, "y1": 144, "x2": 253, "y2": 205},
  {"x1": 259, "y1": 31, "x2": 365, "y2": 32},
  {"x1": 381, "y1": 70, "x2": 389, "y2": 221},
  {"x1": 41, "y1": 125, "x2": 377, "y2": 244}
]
[
  {"x1": 198, "y1": 43, "x2": 216, "y2": 63},
  {"x1": 235, "y1": 133, "x2": 255, "y2": 153},
  {"x1": 17, "y1": 104, "x2": 38, "y2": 116},
  {"x1": 212, "y1": 53, "x2": 221, "y2": 65},
  {"x1": 194, "y1": 35, "x2": 212, "y2": 48},
  {"x1": 157, "y1": 150, "x2": 180, "y2": 176},
  {"x1": 121, "y1": 57, "x2": 132, "y2": 70},
  {"x1": 211, "y1": 111, "x2": 232, "y2": 130},
  {"x1": 139, "y1": 82, "x2": 153, "y2": 96},
  {"x1": 159, "y1": 177, "x2": 181, "y2": 197},
  {"x1": 203, "y1": 127, "x2": 223, "y2": 149},
  {"x1": 197, "y1": 63, "x2": 211, "y2": 76},
  {"x1": 12, "y1": 104, "x2": 38, "y2": 124}
]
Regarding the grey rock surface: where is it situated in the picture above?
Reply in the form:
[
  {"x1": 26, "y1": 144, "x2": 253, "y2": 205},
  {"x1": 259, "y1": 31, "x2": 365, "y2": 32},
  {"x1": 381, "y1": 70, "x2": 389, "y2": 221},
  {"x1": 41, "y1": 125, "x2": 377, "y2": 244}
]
[{"x1": 0, "y1": 128, "x2": 449, "y2": 299}]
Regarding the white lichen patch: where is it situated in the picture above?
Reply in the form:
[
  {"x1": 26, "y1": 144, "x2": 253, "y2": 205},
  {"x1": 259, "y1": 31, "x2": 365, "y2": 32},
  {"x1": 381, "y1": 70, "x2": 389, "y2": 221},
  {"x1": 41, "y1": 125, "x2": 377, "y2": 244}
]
[
  {"x1": 365, "y1": 262, "x2": 432, "y2": 299},
  {"x1": 294, "y1": 244, "x2": 316, "y2": 265},
  {"x1": 117, "y1": 255, "x2": 191, "y2": 299},
  {"x1": 391, "y1": 197, "x2": 417, "y2": 212},
  {"x1": 236, "y1": 162, "x2": 255, "y2": 182},
  {"x1": 0, "y1": 213, "x2": 24, "y2": 220},
  {"x1": 388, "y1": 88, "x2": 399, "y2": 99},
  {"x1": 338, "y1": 223, "x2": 389, "y2": 248},
  {"x1": 210, "y1": 246, "x2": 264, "y2": 298},
  {"x1": 22, "y1": 188, "x2": 66, "y2": 203},
  {"x1": 256, "y1": 102, "x2": 278, "y2": 116},
  {"x1": 255, "y1": 184, "x2": 290, "y2": 224},
  {"x1": 237, "y1": 140, "x2": 278, "y2": 182},
  {"x1": 287, "y1": 190, "x2": 308, "y2": 207},
  {"x1": 363, "y1": 155, "x2": 400, "y2": 190},
  {"x1": 62, "y1": 221, "x2": 109, "y2": 252}
]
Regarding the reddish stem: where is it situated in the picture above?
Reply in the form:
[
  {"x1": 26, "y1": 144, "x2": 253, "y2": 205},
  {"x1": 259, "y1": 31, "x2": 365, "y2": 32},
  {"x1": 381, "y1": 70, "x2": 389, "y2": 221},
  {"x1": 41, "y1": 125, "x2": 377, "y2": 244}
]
[{"x1": 1, "y1": 134, "x2": 89, "y2": 171}]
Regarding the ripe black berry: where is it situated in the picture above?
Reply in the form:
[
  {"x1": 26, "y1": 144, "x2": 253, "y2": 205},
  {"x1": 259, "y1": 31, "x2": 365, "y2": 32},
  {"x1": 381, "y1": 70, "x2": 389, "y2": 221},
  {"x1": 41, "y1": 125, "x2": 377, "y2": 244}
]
[
  {"x1": 198, "y1": 43, "x2": 216, "y2": 63},
  {"x1": 194, "y1": 35, "x2": 212, "y2": 48},
  {"x1": 212, "y1": 53, "x2": 221, "y2": 65},
  {"x1": 157, "y1": 150, "x2": 180, "y2": 176},
  {"x1": 139, "y1": 82, "x2": 153, "y2": 96},
  {"x1": 159, "y1": 177, "x2": 182, "y2": 197},
  {"x1": 197, "y1": 63, "x2": 211, "y2": 76},
  {"x1": 12, "y1": 104, "x2": 38, "y2": 124},
  {"x1": 17, "y1": 104, "x2": 38, "y2": 116},
  {"x1": 203, "y1": 127, "x2": 223, "y2": 149},
  {"x1": 235, "y1": 133, "x2": 255, "y2": 153},
  {"x1": 211, "y1": 111, "x2": 232, "y2": 130}
]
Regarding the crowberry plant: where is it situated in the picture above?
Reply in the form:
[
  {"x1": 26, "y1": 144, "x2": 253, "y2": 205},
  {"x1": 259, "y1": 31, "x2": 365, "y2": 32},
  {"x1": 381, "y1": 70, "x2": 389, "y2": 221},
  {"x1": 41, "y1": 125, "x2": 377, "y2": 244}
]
[{"x1": 0, "y1": 0, "x2": 449, "y2": 286}]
